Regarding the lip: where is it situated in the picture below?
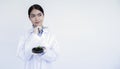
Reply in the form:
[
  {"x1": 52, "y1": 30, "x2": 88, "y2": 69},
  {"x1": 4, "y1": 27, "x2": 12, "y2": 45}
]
[{"x1": 35, "y1": 22, "x2": 40, "y2": 24}]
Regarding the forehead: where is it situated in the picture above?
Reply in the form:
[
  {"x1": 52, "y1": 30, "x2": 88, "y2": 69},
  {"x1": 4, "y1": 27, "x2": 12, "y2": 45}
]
[{"x1": 30, "y1": 9, "x2": 42, "y2": 14}]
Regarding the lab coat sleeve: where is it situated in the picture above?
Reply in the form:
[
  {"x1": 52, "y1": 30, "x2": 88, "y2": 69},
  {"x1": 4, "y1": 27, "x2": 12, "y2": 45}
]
[
  {"x1": 40, "y1": 36, "x2": 60, "y2": 62},
  {"x1": 16, "y1": 34, "x2": 30, "y2": 61},
  {"x1": 17, "y1": 33, "x2": 42, "y2": 61}
]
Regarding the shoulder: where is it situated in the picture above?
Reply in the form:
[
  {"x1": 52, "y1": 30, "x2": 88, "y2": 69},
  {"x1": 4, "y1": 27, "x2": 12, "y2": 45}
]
[
  {"x1": 19, "y1": 28, "x2": 33, "y2": 39},
  {"x1": 43, "y1": 27, "x2": 57, "y2": 41},
  {"x1": 43, "y1": 27, "x2": 55, "y2": 37}
]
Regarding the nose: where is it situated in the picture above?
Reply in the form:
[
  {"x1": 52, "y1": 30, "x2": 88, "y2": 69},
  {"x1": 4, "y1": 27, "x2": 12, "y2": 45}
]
[{"x1": 35, "y1": 16, "x2": 39, "y2": 21}]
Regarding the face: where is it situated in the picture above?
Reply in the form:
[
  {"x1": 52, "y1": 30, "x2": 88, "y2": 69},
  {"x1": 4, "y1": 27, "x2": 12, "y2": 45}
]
[{"x1": 29, "y1": 9, "x2": 44, "y2": 27}]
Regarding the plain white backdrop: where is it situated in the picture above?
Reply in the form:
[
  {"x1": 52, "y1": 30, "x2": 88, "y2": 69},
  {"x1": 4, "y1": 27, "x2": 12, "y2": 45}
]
[{"x1": 0, "y1": 0, "x2": 120, "y2": 69}]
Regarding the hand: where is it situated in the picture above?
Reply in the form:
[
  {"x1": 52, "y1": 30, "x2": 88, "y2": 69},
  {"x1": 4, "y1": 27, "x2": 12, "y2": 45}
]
[{"x1": 33, "y1": 25, "x2": 42, "y2": 34}]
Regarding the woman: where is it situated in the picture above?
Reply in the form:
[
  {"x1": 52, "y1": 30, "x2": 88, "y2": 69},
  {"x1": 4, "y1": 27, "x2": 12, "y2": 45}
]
[{"x1": 17, "y1": 4, "x2": 59, "y2": 69}]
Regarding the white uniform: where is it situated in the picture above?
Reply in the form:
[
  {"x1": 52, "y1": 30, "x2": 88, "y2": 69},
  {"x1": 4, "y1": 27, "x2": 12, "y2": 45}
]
[{"x1": 17, "y1": 27, "x2": 59, "y2": 69}]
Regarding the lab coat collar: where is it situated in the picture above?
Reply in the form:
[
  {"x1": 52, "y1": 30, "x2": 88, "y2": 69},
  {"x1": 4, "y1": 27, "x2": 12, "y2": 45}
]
[{"x1": 29, "y1": 26, "x2": 48, "y2": 34}]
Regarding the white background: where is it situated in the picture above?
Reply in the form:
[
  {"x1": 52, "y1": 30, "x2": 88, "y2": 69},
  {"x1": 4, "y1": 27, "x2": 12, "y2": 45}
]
[{"x1": 0, "y1": 0, "x2": 120, "y2": 69}]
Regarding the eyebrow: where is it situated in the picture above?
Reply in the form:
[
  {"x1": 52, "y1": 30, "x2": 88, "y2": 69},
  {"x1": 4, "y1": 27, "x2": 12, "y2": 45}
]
[{"x1": 30, "y1": 13, "x2": 42, "y2": 15}]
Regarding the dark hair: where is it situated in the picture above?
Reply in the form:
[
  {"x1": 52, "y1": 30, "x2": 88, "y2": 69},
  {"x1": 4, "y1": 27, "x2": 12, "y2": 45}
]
[{"x1": 28, "y1": 4, "x2": 44, "y2": 17}]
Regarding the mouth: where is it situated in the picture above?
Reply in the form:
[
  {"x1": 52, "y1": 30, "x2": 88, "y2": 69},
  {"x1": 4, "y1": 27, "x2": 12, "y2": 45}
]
[{"x1": 35, "y1": 22, "x2": 40, "y2": 24}]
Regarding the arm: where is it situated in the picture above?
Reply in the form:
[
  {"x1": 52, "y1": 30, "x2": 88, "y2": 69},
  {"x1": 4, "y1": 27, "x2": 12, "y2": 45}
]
[
  {"x1": 16, "y1": 33, "x2": 42, "y2": 61},
  {"x1": 40, "y1": 36, "x2": 60, "y2": 62}
]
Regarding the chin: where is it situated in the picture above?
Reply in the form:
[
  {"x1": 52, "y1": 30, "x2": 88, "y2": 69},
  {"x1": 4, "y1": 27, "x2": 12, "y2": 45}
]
[{"x1": 34, "y1": 24, "x2": 40, "y2": 26}]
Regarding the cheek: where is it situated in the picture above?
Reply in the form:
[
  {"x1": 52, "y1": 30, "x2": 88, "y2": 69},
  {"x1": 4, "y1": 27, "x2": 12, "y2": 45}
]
[
  {"x1": 41, "y1": 17, "x2": 44, "y2": 21},
  {"x1": 30, "y1": 18, "x2": 35, "y2": 23}
]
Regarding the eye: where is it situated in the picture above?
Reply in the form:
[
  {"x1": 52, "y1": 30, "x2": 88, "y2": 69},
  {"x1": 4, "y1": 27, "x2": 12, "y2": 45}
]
[
  {"x1": 30, "y1": 14, "x2": 35, "y2": 18},
  {"x1": 38, "y1": 13, "x2": 42, "y2": 17}
]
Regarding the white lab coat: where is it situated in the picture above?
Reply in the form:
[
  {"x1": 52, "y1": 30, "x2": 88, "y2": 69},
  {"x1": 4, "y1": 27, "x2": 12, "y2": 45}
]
[{"x1": 17, "y1": 27, "x2": 59, "y2": 69}]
